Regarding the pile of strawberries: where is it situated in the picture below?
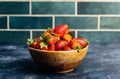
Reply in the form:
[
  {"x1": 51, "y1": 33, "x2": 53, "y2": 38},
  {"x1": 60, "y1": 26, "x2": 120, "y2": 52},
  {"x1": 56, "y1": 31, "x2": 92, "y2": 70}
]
[{"x1": 27, "y1": 24, "x2": 88, "y2": 51}]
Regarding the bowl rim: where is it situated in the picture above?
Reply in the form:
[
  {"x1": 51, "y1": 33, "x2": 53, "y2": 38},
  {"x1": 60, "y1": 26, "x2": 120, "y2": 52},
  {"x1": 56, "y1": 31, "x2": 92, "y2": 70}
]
[{"x1": 28, "y1": 45, "x2": 88, "y2": 53}]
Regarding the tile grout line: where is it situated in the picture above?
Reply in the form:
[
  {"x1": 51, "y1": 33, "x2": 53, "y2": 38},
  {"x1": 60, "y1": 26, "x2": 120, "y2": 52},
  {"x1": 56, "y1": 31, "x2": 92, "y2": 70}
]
[
  {"x1": 97, "y1": 16, "x2": 100, "y2": 31},
  {"x1": 75, "y1": 30, "x2": 78, "y2": 38},
  {"x1": 29, "y1": 0, "x2": 32, "y2": 15},
  {"x1": 72, "y1": 29, "x2": 98, "y2": 31},
  {"x1": 30, "y1": 30, "x2": 32, "y2": 39},
  {"x1": 1, "y1": 29, "x2": 120, "y2": 32},
  {"x1": 77, "y1": 29, "x2": 120, "y2": 31},
  {"x1": 7, "y1": 15, "x2": 10, "y2": 30},
  {"x1": 52, "y1": 16, "x2": 55, "y2": 28},
  {"x1": 0, "y1": 29, "x2": 46, "y2": 31},
  {"x1": 75, "y1": 0, "x2": 78, "y2": 16},
  {"x1": 2, "y1": 14, "x2": 120, "y2": 17}
]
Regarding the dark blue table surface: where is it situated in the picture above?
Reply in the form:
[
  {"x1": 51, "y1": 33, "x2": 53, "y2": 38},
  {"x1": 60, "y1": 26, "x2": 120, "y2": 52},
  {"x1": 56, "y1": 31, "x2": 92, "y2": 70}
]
[{"x1": 0, "y1": 43, "x2": 120, "y2": 79}]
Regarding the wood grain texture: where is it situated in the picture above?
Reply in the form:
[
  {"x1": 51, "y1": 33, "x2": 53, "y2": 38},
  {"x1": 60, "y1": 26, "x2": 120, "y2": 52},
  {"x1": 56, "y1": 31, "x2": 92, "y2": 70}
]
[{"x1": 28, "y1": 46, "x2": 88, "y2": 73}]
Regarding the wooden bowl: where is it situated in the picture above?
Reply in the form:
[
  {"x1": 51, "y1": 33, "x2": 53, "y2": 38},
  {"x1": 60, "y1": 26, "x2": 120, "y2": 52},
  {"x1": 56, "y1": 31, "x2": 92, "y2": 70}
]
[{"x1": 28, "y1": 46, "x2": 88, "y2": 73}]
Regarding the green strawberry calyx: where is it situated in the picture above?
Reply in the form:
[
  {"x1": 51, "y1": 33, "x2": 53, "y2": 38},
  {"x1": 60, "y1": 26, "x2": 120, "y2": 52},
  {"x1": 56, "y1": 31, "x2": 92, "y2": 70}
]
[
  {"x1": 74, "y1": 45, "x2": 83, "y2": 53},
  {"x1": 27, "y1": 39, "x2": 34, "y2": 46},
  {"x1": 40, "y1": 42, "x2": 48, "y2": 49}
]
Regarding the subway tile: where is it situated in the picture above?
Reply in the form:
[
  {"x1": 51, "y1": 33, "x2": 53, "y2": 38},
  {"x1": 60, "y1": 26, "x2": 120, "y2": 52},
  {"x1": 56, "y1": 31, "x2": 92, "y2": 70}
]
[
  {"x1": 0, "y1": 31, "x2": 29, "y2": 44},
  {"x1": 78, "y1": 2, "x2": 120, "y2": 14},
  {"x1": 32, "y1": 2, "x2": 75, "y2": 14},
  {"x1": 10, "y1": 16, "x2": 52, "y2": 29},
  {"x1": 0, "y1": 16, "x2": 7, "y2": 29},
  {"x1": 33, "y1": 31, "x2": 44, "y2": 38},
  {"x1": 101, "y1": 17, "x2": 120, "y2": 29},
  {"x1": 78, "y1": 32, "x2": 120, "y2": 43},
  {"x1": 0, "y1": 2, "x2": 29, "y2": 14},
  {"x1": 55, "y1": 17, "x2": 97, "y2": 29}
]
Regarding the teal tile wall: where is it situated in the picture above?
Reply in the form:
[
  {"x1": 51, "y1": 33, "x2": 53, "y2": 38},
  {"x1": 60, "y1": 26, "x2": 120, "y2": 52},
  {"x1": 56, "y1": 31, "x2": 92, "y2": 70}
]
[
  {"x1": 55, "y1": 17, "x2": 97, "y2": 29},
  {"x1": 78, "y1": 2, "x2": 120, "y2": 14},
  {"x1": 10, "y1": 16, "x2": 52, "y2": 29},
  {"x1": 101, "y1": 17, "x2": 120, "y2": 29},
  {"x1": 33, "y1": 31, "x2": 44, "y2": 38},
  {"x1": 0, "y1": 1, "x2": 120, "y2": 44},
  {"x1": 78, "y1": 32, "x2": 120, "y2": 43},
  {"x1": 0, "y1": 31, "x2": 29, "y2": 44},
  {"x1": 0, "y1": 2, "x2": 29, "y2": 14},
  {"x1": 0, "y1": 16, "x2": 7, "y2": 29},
  {"x1": 32, "y1": 2, "x2": 75, "y2": 14}
]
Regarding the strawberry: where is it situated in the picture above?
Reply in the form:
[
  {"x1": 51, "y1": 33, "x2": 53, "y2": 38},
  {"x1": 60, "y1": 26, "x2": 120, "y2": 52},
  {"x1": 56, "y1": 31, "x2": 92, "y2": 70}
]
[
  {"x1": 55, "y1": 40, "x2": 68, "y2": 50},
  {"x1": 41, "y1": 32, "x2": 60, "y2": 45},
  {"x1": 63, "y1": 46, "x2": 71, "y2": 51},
  {"x1": 31, "y1": 41, "x2": 39, "y2": 48},
  {"x1": 62, "y1": 33, "x2": 72, "y2": 42},
  {"x1": 36, "y1": 43, "x2": 40, "y2": 49},
  {"x1": 48, "y1": 35, "x2": 59, "y2": 45},
  {"x1": 40, "y1": 42, "x2": 48, "y2": 49},
  {"x1": 69, "y1": 39, "x2": 82, "y2": 50},
  {"x1": 35, "y1": 38, "x2": 40, "y2": 42},
  {"x1": 27, "y1": 39, "x2": 34, "y2": 46},
  {"x1": 74, "y1": 38, "x2": 88, "y2": 48},
  {"x1": 66, "y1": 29, "x2": 70, "y2": 34},
  {"x1": 41, "y1": 47, "x2": 48, "y2": 50},
  {"x1": 27, "y1": 39, "x2": 39, "y2": 48},
  {"x1": 26, "y1": 24, "x2": 89, "y2": 51},
  {"x1": 54, "y1": 24, "x2": 68, "y2": 37},
  {"x1": 47, "y1": 28, "x2": 54, "y2": 33},
  {"x1": 56, "y1": 49, "x2": 63, "y2": 51},
  {"x1": 42, "y1": 31, "x2": 51, "y2": 37},
  {"x1": 48, "y1": 44, "x2": 55, "y2": 51},
  {"x1": 43, "y1": 35, "x2": 59, "y2": 45}
]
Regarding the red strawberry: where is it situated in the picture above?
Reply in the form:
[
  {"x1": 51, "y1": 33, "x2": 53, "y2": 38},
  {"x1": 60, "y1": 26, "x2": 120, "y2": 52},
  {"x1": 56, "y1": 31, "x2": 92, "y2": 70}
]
[
  {"x1": 56, "y1": 40, "x2": 68, "y2": 50},
  {"x1": 36, "y1": 44, "x2": 40, "y2": 49},
  {"x1": 31, "y1": 41, "x2": 39, "y2": 48},
  {"x1": 41, "y1": 47, "x2": 48, "y2": 50},
  {"x1": 40, "y1": 42, "x2": 48, "y2": 50},
  {"x1": 47, "y1": 35, "x2": 60, "y2": 45},
  {"x1": 66, "y1": 29, "x2": 70, "y2": 34},
  {"x1": 54, "y1": 24, "x2": 68, "y2": 37},
  {"x1": 56, "y1": 49, "x2": 63, "y2": 51},
  {"x1": 47, "y1": 28, "x2": 54, "y2": 33},
  {"x1": 63, "y1": 46, "x2": 71, "y2": 51},
  {"x1": 42, "y1": 31, "x2": 51, "y2": 37},
  {"x1": 74, "y1": 38, "x2": 88, "y2": 48},
  {"x1": 62, "y1": 33, "x2": 72, "y2": 42},
  {"x1": 48, "y1": 44, "x2": 55, "y2": 51},
  {"x1": 69, "y1": 39, "x2": 82, "y2": 50},
  {"x1": 35, "y1": 38, "x2": 40, "y2": 42}
]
